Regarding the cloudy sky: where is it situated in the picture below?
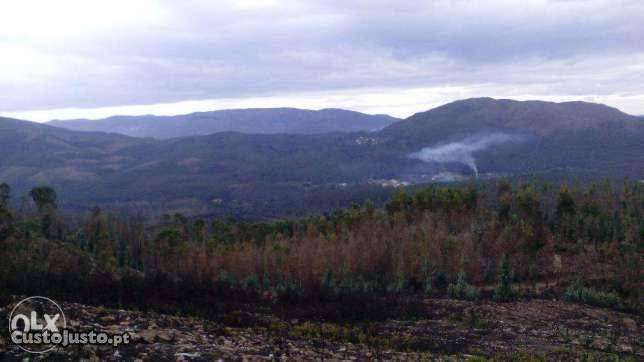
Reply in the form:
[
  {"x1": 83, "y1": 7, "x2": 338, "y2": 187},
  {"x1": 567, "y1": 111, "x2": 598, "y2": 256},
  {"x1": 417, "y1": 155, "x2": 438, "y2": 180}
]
[{"x1": 1, "y1": 0, "x2": 643, "y2": 122}]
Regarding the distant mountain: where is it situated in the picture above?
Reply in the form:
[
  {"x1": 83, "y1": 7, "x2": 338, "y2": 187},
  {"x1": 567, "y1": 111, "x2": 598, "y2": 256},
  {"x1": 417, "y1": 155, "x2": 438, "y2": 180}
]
[
  {"x1": 2, "y1": 98, "x2": 643, "y2": 218},
  {"x1": 0, "y1": 116, "x2": 148, "y2": 173},
  {"x1": 0, "y1": 117, "x2": 154, "y2": 206},
  {"x1": 382, "y1": 97, "x2": 640, "y2": 143},
  {"x1": 380, "y1": 98, "x2": 644, "y2": 180},
  {"x1": 49, "y1": 108, "x2": 400, "y2": 139}
]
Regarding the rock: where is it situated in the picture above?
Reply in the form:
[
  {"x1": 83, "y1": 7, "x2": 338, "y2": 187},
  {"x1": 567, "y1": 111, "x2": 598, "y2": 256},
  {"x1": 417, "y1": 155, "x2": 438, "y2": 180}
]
[
  {"x1": 590, "y1": 336, "x2": 609, "y2": 351},
  {"x1": 553, "y1": 254, "x2": 562, "y2": 272},
  {"x1": 100, "y1": 315, "x2": 116, "y2": 324},
  {"x1": 139, "y1": 329, "x2": 157, "y2": 344},
  {"x1": 176, "y1": 352, "x2": 201, "y2": 359},
  {"x1": 128, "y1": 332, "x2": 142, "y2": 343},
  {"x1": 616, "y1": 344, "x2": 633, "y2": 353},
  {"x1": 157, "y1": 330, "x2": 175, "y2": 343},
  {"x1": 622, "y1": 318, "x2": 637, "y2": 332}
]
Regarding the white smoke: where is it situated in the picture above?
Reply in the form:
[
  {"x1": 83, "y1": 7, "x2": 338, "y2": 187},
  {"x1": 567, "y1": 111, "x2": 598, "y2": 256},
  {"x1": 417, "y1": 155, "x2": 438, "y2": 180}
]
[{"x1": 409, "y1": 132, "x2": 523, "y2": 177}]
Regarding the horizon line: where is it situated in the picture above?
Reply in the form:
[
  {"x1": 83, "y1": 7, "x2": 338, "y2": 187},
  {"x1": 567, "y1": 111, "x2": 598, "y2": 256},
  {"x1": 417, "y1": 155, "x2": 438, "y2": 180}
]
[{"x1": 3, "y1": 87, "x2": 643, "y2": 123}]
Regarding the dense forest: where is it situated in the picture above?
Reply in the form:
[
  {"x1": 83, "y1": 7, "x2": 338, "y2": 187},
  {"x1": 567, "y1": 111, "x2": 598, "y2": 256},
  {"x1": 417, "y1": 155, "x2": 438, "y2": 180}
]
[{"x1": 0, "y1": 179, "x2": 641, "y2": 323}]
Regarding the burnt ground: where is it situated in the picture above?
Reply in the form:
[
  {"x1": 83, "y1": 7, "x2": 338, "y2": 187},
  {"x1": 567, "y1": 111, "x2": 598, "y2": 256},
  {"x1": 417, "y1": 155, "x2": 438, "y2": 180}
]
[{"x1": 0, "y1": 298, "x2": 640, "y2": 361}]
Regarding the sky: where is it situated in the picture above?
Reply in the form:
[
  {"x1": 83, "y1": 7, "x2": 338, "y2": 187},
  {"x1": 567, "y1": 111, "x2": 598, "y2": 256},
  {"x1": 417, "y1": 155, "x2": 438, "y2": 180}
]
[{"x1": 1, "y1": 0, "x2": 643, "y2": 122}]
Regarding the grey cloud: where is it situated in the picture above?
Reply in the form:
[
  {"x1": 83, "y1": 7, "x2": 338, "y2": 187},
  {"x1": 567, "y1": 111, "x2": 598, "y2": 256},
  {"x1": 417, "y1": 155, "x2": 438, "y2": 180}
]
[{"x1": 1, "y1": 0, "x2": 642, "y2": 112}]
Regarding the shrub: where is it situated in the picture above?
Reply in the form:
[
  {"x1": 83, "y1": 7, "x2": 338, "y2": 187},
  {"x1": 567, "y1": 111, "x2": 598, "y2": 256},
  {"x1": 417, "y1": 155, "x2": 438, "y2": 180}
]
[
  {"x1": 321, "y1": 268, "x2": 337, "y2": 296},
  {"x1": 273, "y1": 276, "x2": 304, "y2": 302},
  {"x1": 563, "y1": 283, "x2": 621, "y2": 309},
  {"x1": 387, "y1": 272, "x2": 410, "y2": 294},
  {"x1": 447, "y1": 273, "x2": 479, "y2": 301},
  {"x1": 242, "y1": 274, "x2": 260, "y2": 291},
  {"x1": 434, "y1": 271, "x2": 449, "y2": 291},
  {"x1": 217, "y1": 271, "x2": 237, "y2": 287},
  {"x1": 420, "y1": 262, "x2": 433, "y2": 294}
]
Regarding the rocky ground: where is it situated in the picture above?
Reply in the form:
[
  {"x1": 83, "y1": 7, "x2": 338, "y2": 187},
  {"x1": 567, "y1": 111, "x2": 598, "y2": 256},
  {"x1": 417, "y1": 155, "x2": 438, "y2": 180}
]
[{"x1": 0, "y1": 297, "x2": 640, "y2": 361}]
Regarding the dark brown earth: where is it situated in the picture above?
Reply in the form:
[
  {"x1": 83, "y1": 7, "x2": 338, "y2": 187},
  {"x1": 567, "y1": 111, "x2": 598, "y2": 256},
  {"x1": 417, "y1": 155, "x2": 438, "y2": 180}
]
[{"x1": 0, "y1": 298, "x2": 640, "y2": 361}]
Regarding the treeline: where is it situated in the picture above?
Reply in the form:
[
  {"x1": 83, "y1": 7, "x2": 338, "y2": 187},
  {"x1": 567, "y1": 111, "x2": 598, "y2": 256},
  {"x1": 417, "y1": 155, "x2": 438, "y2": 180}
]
[{"x1": 0, "y1": 180, "x2": 641, "y2": 318}]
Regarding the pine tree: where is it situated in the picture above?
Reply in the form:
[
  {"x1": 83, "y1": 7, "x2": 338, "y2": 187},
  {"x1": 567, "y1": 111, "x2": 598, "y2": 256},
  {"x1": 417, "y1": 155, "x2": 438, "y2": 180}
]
[{"x1": 494, "y1": 254, "x2": 517, "y2": 302}]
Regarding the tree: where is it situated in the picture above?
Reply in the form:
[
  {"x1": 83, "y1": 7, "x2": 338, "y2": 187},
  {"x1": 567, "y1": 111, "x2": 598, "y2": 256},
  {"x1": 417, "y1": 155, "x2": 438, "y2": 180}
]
[
  {"x1": 29, "y1": 186, "x2": 58, "y2": 211},
  {"x1": 516, "y1": 184, "x2": 546, "y2": 253},
  {"x1": 153, "y1": 228, "x2": 183, "y2": 273},
  {"x1": 496, "y1": 178, "x2": 512, "y2": 223},
  {"x1": 556, "y1": 185, "x2": 576, "y2": 220},
  {"x1": 494, "y1": 254, "x2": 517, "y2": 301},
  {"x1": 556, "y1": 185, "x2": 577, "y2": 240},
  {"x1": 0, "y1": 205, "x2": 13, "y2": 241},
  {"x1": 0, "y1": 183, "x2": 9, "y2": 208},
  {"x1": 0, "y1": 183, "x2": 12, "y2": 240},
  {"x1": 386, "y1": 188, "x2": 410, "y2": 214},
  {"x1": 192, "y1": 219, "x2": 206, "y2": 243},
  {"x1": 29, "y1": 186, "x2": 58, "y2": 239},
  {"x1": 363, "y1": 199, "x2": 375, "y2": 218}
]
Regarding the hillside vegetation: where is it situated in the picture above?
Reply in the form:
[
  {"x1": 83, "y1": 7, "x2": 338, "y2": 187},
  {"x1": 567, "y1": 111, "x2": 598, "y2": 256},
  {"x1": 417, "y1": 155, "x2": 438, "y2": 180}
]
[
  {"x1": 0, "y1": 179, "x2": 641, "y2": 359},
  {"x1": 0, "y1": 180, "x2": 641, "y2": 312}
]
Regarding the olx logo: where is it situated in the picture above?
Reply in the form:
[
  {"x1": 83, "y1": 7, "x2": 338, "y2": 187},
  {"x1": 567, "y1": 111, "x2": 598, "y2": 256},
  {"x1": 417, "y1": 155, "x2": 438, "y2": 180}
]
[
  {"x1": 11, "y1": 310, "x2": 61, "y2": 332},
  {"x1": 8, "y1": 296, "x2": 67, "y2": 353}
]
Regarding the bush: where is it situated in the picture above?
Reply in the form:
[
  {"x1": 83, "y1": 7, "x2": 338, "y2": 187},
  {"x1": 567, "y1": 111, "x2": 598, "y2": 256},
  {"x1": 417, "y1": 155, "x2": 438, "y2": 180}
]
[
  {"x1": 447, "y1": 273, "x2": 479, "y2": 301},
  {"x1": 242, "y1": 274, "x2": 260, "y2": 291},
  {"x1": 434, "y1": 271, "x2": 449, "y2": 291},
  {"x1": 273, "y1": 275, "x2": 304, "y2": 302},
  {"x1": 387, "y1": 272, "x2": 410, "y2": 294},
  {"x1": 217, "y1": 271, "x2": 237, "y2": 287},
  {"x1": 420, "y1": 262, "x2": 433, "y2": 294},
  {"x1": 563, "y1": 283, "x2": 621, "y2": 309}
]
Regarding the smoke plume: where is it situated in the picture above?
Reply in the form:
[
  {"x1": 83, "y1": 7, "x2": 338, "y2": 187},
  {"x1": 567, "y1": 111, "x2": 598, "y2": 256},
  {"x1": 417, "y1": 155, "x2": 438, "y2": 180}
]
[{"x1": 409, "y1": 132, "x2": 523, "y2": 177}]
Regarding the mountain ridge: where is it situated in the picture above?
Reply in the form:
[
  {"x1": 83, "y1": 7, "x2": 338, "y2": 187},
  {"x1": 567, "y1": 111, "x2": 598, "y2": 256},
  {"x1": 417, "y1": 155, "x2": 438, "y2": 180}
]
[
  {"x1": 49, "y1": 107, "x2": 400, "y2": 139},
  {"x1": 385, "y1": 98, "x2": 639, "y2": 137}
]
